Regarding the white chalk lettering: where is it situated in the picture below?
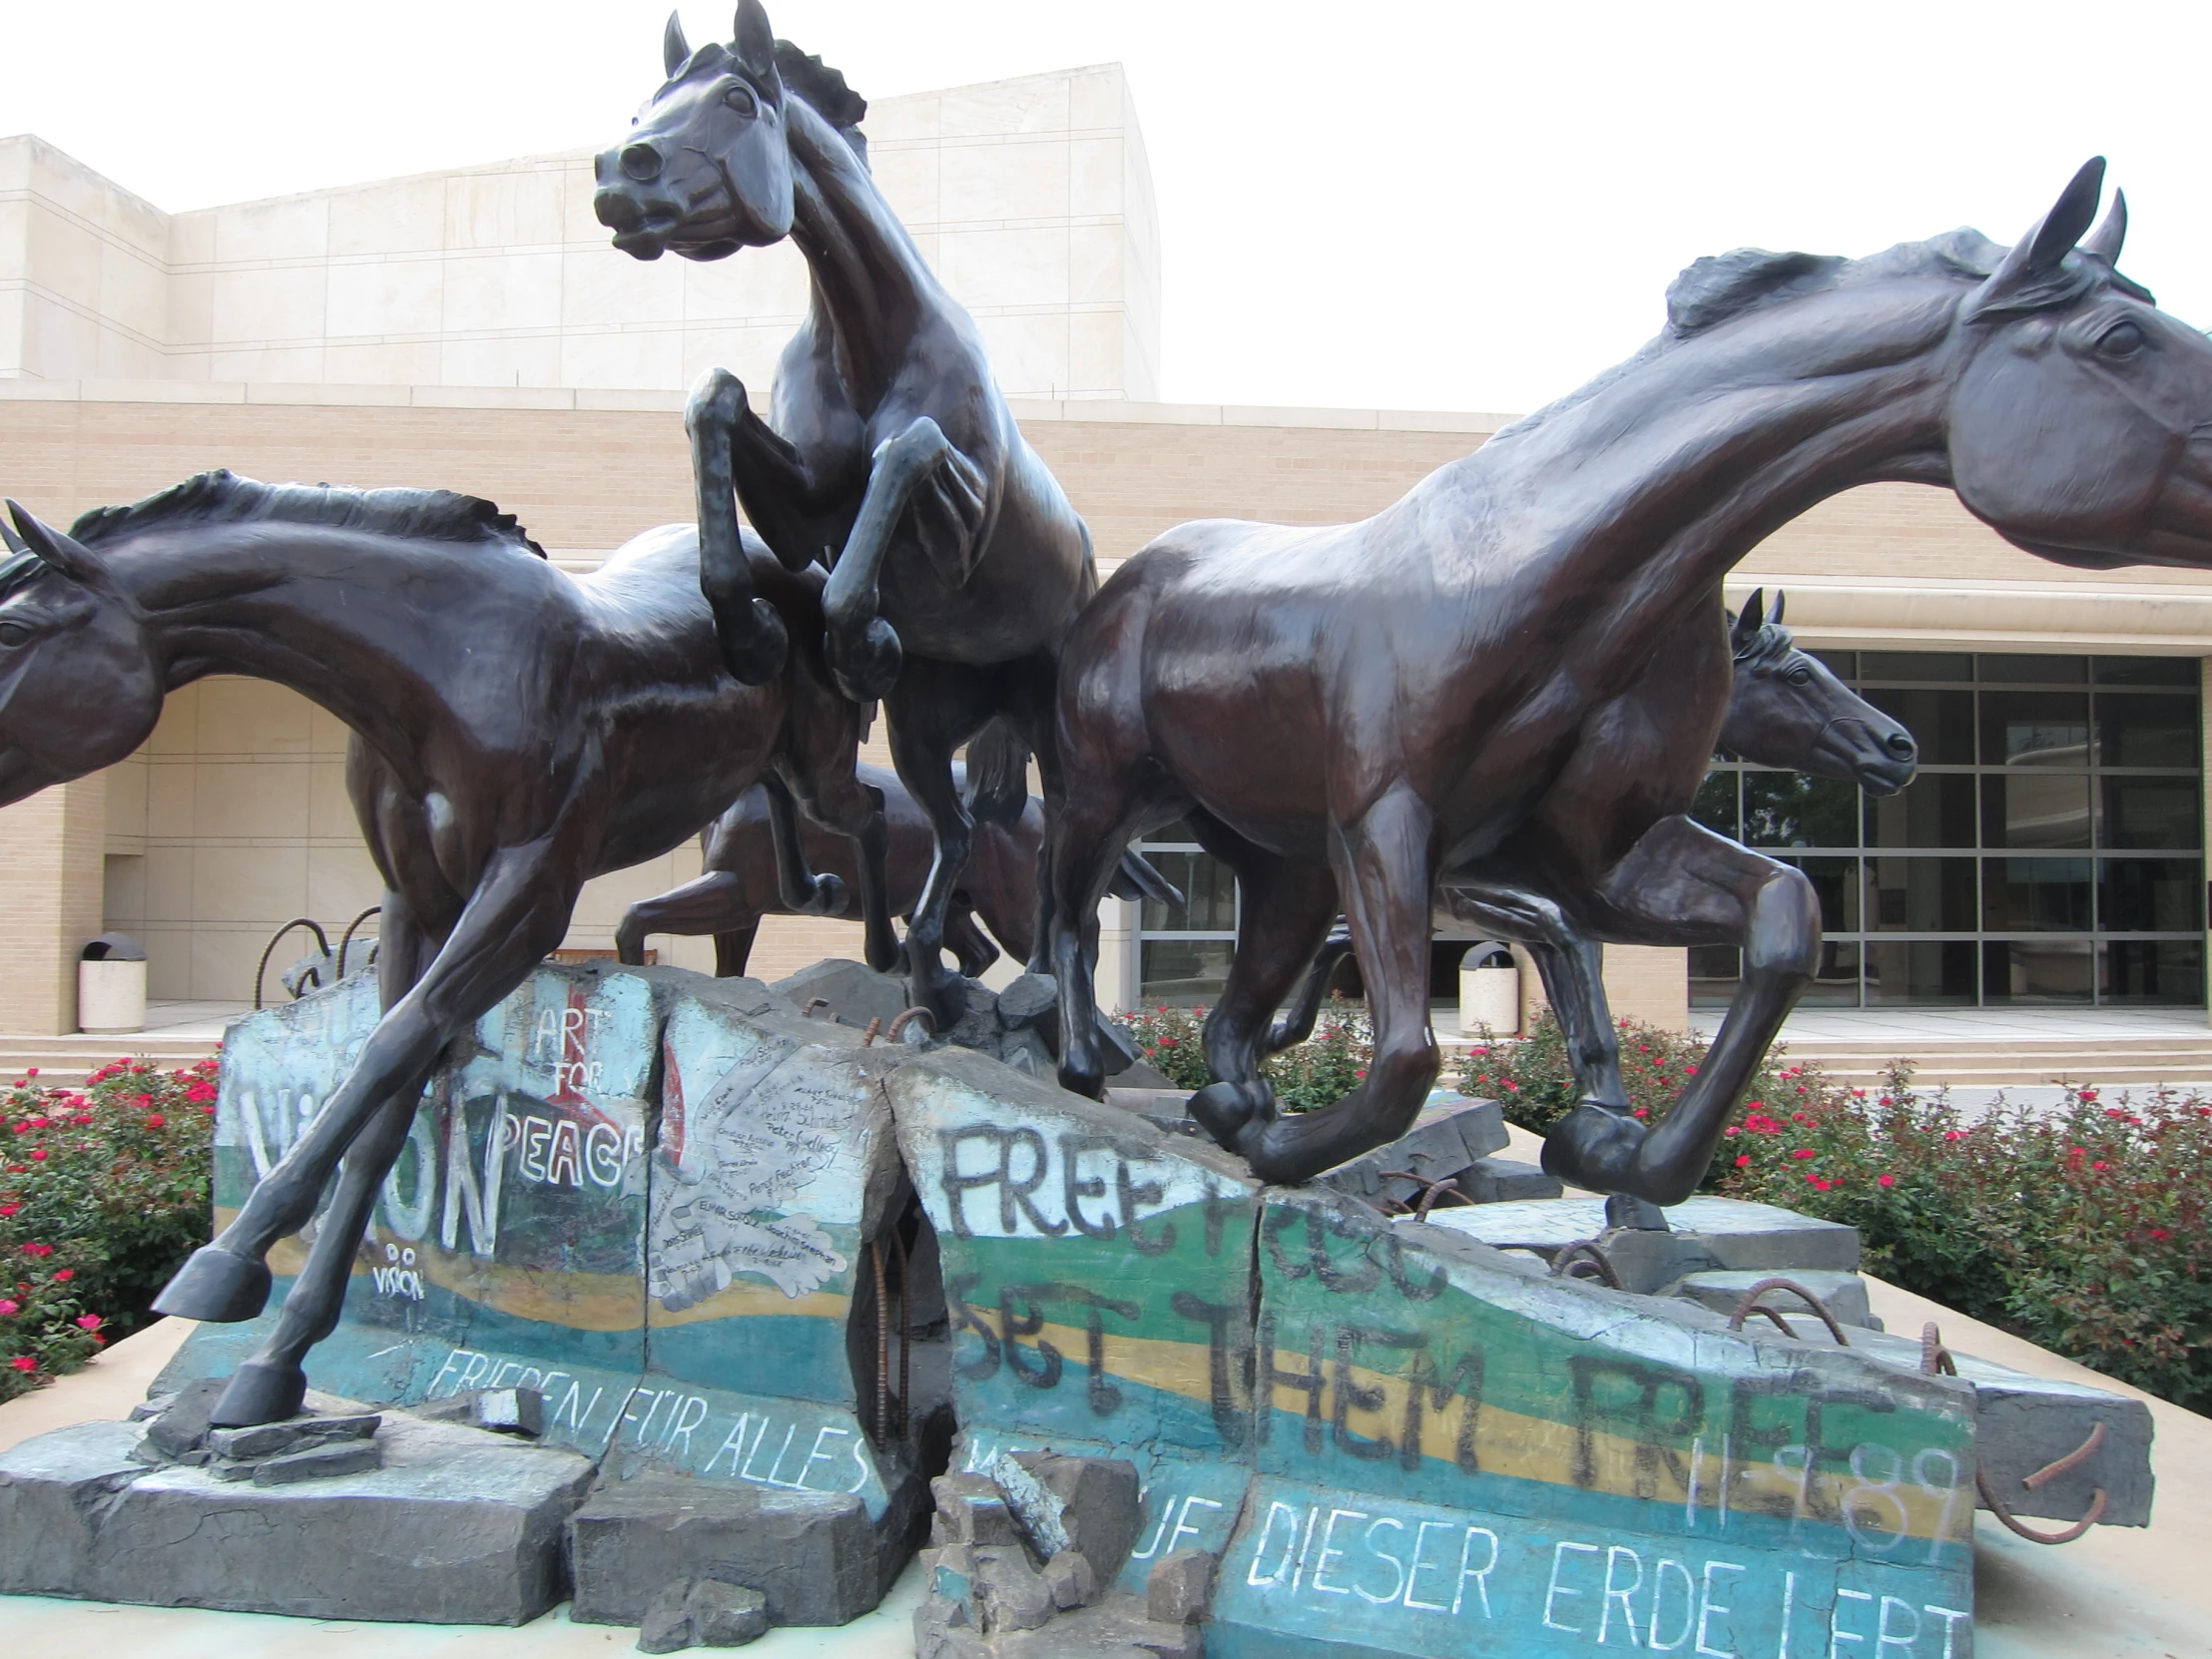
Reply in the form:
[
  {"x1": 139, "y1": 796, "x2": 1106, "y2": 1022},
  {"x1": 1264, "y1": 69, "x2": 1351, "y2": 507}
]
[
  {"x1": 546, "y1": 1119, "x2": 584, "y2": 1187},
  {"x1": 1649, "y1": 1558, "x2": 1696, "y2": 1651},
  {"x1": 1925, "y1": 1605, "x2": 1968, "y2": 1659},
  {"x1": 1599, "y1": 1544, "x2": 1644, "y2": 1646},
  {"x1": 1450, "y1": 1526, "x2": 1497, "y2": 1619},
  {"x1": 1403, "y1": 1519, "x2": 1456, "y2": 1612},
  {"x1": 1543, "y1": 1540, "x2": 1600, "y2": 1633},
  {"x1": 586, "y1": 1122, "x2": 624, "y2": 1187},
  {"x1": 1310, "y1": 1508, "x2": 1367, "y2": 1596},
  {"x1": 1874, "y1": 1595, "x2": 1920, "y2": 1658},
  {"x1": 1830, "y1": 1587, "x2": 1872, "y2": 1654},
  {"x1": 1356, "y1": 1517, "x2": 1406, "y2": 1607},
  {"x1": 1695, "y1": 1559, "x2": 1743, "y2": 1657}
]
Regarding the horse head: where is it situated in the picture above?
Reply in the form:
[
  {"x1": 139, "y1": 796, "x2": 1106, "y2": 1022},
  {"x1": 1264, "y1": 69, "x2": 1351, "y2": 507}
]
[
  {"x1": 0, "y1": 503, "x2": 163, "y2": 807},
  {"x1": 594, "y1": 3, "x2": 796, "y2": 260},
  {"x1": 1948, "y1": 159, "x2": 2212, "y2": 570},
  {"x1": 1719, "y1": 590, "x2": 1917, "y2": 795}
]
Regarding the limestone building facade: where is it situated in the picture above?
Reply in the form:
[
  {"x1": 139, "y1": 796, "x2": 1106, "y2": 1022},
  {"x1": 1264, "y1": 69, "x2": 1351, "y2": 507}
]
[{"x1": 0, "y1": 65, "x2": 2205, "y2": 1035}]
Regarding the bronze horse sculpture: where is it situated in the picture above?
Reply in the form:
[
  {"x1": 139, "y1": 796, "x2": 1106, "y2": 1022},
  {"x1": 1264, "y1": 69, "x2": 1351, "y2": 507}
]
[
  {"x1": 593, "y1": 3, "x2": 1101, "y2": 1026},
  {"x1": 0, "y1": 472, "x2": 890, "y2": 1427},
  {"x1": 1050, "y1": 160, "x2": 2212, "y2": 1197},
  {"x1": 1271, "y1": 594, "x2": 1919, "y2": 1113},
  {"x1": 617, "y1": 762, "x2": 1041, "y2": 978}
]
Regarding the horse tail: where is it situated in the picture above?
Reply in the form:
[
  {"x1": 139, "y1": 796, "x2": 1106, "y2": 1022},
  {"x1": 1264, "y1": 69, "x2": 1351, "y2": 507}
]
[{"x1": 965, "y1": 720, "x2": 1031, "y2": 828}]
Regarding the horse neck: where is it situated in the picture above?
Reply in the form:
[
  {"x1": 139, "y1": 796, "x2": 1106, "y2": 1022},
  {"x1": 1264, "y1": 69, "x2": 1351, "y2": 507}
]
[
  {"x1": 1485, "y1": 281, "x2": 1964, "y2": 668},
  {"x1": 114, "y1": 527, "x2": 497, "y2": 773},
  {"x1": 783, "y1": 98, "x2": 934, "y2": 408}
]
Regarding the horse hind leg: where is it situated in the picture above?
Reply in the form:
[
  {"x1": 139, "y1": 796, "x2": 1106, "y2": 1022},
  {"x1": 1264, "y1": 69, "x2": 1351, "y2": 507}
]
[
  {"x1": 1185, "y1": 834, "x2": 1342, "y2": 1151},
  {"x1": 715, "y1": 923, "x2": 760, "y2": 977},
  {"x1": 616, "y1": 869, "x2": 749, "y2": 965}
]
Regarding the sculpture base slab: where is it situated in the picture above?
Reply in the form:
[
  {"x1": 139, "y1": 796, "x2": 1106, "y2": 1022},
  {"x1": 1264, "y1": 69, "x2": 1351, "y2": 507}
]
[{"x1": 0, "y1": 1411, "x2": 594, "y2": 1624}]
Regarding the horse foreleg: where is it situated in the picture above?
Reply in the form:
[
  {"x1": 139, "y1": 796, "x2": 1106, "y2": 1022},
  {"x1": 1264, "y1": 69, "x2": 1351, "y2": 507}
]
[
  {"x1": 1441, "y1": 883, "x2": 1628, "y2": 1110},
  {"x1": 885, "y1": 668, "x2": 998, "y2": 1025},
  {"x1": 1240, "y1": 789, "x2": 1438, "y2": 1184},
  {"x1": 945, "y1": 902, "x2": 1001, "y2": 979},
  {"x1": 822, "y1": 417, "x2": 984, "y2": 704},
  {"x1": 616, "y1": 869, "x2": 750, "y2": 964},
  {"x1": 688, "y1": 367, "x2": 789, "y2": 686},
  {"x1": 1186, "y1": 836, "x2": 1341, "y2": 1151},
  {"x1": 759, "y1": 771, "x2": 848, "y2": 918},
  {"x1": 159, "y1": 852, "x2": 584, "y2": 1424},
  {"x1": 1541, "y1": 817, "x2": 1818, "y2": 1206},
  {"x1": 781, "y1": 764, "x2": 899, "y2": 973}
]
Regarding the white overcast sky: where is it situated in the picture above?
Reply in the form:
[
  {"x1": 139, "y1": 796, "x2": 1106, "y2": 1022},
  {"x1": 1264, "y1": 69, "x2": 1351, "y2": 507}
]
[{"x1": 3, "y1": 1, "x2": 2207, "y2": 413}]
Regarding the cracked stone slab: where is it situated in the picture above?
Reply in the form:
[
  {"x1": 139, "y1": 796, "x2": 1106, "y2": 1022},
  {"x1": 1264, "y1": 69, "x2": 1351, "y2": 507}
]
[
  {"x1": 1413, "y1": 1193, "x2": 1862, "y2": 1272},
  {"x1": 0, "y1": 1410, "x2": 593, "y2": 1623},
  {"x1": 1317, "y1": 1095, "x2": 1509, "y2": 1206}
]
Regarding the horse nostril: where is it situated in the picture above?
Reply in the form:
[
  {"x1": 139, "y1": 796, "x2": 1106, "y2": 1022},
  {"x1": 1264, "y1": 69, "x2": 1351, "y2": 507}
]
[
  {"x1": 621, "y1": 142, "x2": 664, "y2": 183},
  {"x1": 1886, "y1": 733, "x2": 1918, "y2": 761}
]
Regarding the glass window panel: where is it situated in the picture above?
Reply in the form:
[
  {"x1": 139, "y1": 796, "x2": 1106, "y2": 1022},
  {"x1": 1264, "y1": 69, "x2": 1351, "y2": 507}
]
[
  {"x1": 1864, "y1": 688, "x2": 1973, "y2": 765},
  {"x1": 1977, "y1": 654, "x2": 2086, "y2": 684},
  {"x1": 1982, "y1": 939, "x2": 2094, "y2": 1003},
  {"x1": 1138, "y1": 817, "x2": 1205, "y2": 848},
  {"x1": 1138, "y1": 939, "x2": 1232, "y2": 1007},
  {"x1": 1981, "y1": 857, "x2": 2092, "y2": 930},
  {"x1": 1742, "y1": 773, "x2": 1858, "y2": 848},
  {"x1": 2099, "y1": 857, "x2": 2204, "y2": 932},
  {"x1": 2102, "y1": 778, "x2": 2200, "y2": 849},
  {"x1": 2103, "y1": 940, "x2": 2205, "y2": 1005},
  {"x1": 2095, "y1": 656, "x2": 2198, "y2": 686},
  {"x1": 1691, "y1": 770, "x2": 1740, "y2": 840},
  {"x1": 1688, "y1": 945, "x2": 1739, "y2": 1008},
  {"x1": 1979, "y1": 690, "x2": 2090, "y2": 768},
  {"x1": 1779, "y1": 856, "x2": 1861, "y2": 932},
  {"x1": 2097, "y1": 693, "x2": 2198, "y2": 769},
  {"x1": 1861, "y1": 652, "x2": 1971, "y2": 682},
  {"x1": 1865, "y1": 857, "x2": 1976, "y2": 931},
  {"x1": 1139, "y1": 849, "x2": 1239, "y2": 932},
  {"x1": 1865, "y1": 940, "x2": 1976, "y2": 1004},
  {"x1": 1799, "y1": 939, "x2": 1861, "y2": 1007},
  {"x1": 1863, "y1": 774, "x2": 1976, "y2": 848},
  {"x1": 1979, "y1": 773, "x2": 2090, "y2": 848},
  {"x1": 1809, "y1": 650, "x2": 1857, "y2": 679}
]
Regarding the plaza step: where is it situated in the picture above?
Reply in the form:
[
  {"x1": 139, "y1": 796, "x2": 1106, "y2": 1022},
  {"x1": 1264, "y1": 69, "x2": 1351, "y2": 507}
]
[
  {"x1": 1771, "y1": 1036, "x2": 2212, "y2": 1089},
  {"x1": 0, "y1": 1032, "x2": 225, "y2": 1087}
]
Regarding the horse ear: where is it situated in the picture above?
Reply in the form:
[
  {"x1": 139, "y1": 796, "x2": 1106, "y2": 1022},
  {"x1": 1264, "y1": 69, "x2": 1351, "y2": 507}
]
[
  {"x1": 663, "y1": 10, "x2": 691, "y2": 78},
  {"x1": 5, "y1": 501, "x2": 111, "y2": 592},
  {"x1": 1769, "y1": 590, "x2": 1786, "y2": 626},
  {"x1": 0, "y1": 514, "x2": 25, "y2": 556},
  {"x1": 1731, "y1": 590, "x2": 1764, "y2": 655},
  {"x1": 2081, "y1": 188, "x2": 2127, "y2": 266},
  {"x1": 1971, "y1": 158, "x2": 2105, "y2": 313},
  {"x1": 732, "y1": 0, "x2": 781, "y2": 93}
]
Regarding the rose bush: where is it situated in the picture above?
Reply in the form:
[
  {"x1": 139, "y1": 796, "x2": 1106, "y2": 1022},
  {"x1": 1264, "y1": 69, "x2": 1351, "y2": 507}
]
[
  {"x1": 1112, "y1": 997, "x2": 1375, "y2": 1112},
  {"x1": 0, "y1": 1053, "x2": 219, "y2": 1400}
]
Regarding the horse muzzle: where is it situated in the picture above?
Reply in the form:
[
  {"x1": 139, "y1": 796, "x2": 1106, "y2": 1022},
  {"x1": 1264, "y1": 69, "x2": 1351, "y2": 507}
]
[{"x1": 592, "y1": 184, "x2": 679, "y2": 260}]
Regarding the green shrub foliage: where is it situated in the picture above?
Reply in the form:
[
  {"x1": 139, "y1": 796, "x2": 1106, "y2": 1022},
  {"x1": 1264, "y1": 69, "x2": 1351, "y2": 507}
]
[{"x1": 0, "y1": 1054, "x2": 219, "y2": 1399}]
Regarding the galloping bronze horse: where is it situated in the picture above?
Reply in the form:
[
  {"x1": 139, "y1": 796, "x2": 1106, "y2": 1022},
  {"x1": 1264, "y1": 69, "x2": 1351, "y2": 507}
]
[
  {"x1": 1051, "y1": 162, "x2": 2212, "y2": 1195},
  {"x1": 594, "y1": 4, "x2": 1100, "y2": 1025},
  {"x1": 2, "y1": 472, "x2": 889, "y2": 1426},
  {"x1": 1272, "y1": 595, "x2": 1919, "y2": 1113}
]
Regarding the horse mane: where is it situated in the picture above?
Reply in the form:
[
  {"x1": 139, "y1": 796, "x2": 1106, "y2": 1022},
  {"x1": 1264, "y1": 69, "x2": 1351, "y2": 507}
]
[
  {"x1": 1489, "y1": 227, "x2": 2122, "y2": 443},
  {"x1": 774, "y1": 41, "x2": 865, "y2": 132},
  {"x1": 69, "y1": 470, "x2": 546, "y2": 558},
  {"x1": 1727, "y1": 611, "x2": 1796, "y2": 670}
]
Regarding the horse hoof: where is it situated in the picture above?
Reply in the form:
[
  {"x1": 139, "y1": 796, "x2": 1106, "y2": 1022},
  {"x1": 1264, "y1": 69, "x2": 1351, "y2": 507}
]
[
  {"x1": 210, "y1": 1359, "x2": 309, "y2": 1428},
  {"x1": 830, "y1": 617, "x2": 902, "y2": 703},
  {"x1": 714, "y1": 599, "x2": 790, "y2": 687},
  {"x1": 1187, "y1": 1082, "x2": 1257, "y2": 1147},
  {"x1": 152, "y1": 1246, "x2": 273, "y2": 1324},
  {"x1": 801, "y1": 873, "x2": 850, "y2": 916}
]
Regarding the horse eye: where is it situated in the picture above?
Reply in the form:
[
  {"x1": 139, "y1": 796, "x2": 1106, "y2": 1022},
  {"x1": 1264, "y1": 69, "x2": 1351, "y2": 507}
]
[
  {"x1": 724, "y1": 83, "x2": 758, "y2": 118},
  {"x1": 1787, "y1": 666, "x2": 1813, "y2": 685},
  {"x1": 2096, "y1": 320, "x2": 2145, "y2": 359},
  {"x1": 0, "y1": 622, "x2": 31, "y2": 648}
]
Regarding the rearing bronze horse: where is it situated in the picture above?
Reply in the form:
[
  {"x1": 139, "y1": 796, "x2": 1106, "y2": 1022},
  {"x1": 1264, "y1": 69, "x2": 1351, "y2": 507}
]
[
  {"x1": 1051, "y1": 162, "x2": 2212, "y2": 1196},
  {"x1": 593, "y1": 4, "x2": 1100, "y2": 1025}
]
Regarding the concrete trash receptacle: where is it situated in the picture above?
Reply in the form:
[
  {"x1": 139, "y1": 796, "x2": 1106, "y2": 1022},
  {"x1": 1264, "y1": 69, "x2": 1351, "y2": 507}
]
[
  {"x1": 79, "y1": 933, "x2": 148, "y2": 1035},
  {"x1": 1457, "y1": 942, "x2": 1518, "y2": 1036}
]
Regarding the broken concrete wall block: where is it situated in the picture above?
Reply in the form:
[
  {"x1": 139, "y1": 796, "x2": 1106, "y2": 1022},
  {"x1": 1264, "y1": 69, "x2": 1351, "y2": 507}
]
[
  {"x1": 0, "y1": 1412, "x2": 593, "y2": 1623},
  {"x1": 771, "y1": 958, "x2": 912, "y2": 1032},
  {"x1": 1672, "y1": 1268, "x2": 1879, "y2": 1331},
  {"x1": 1211, "y1": 1189, "x2": 1976, "y2": 1657},
  {"x1": 1417, "y1": 1193, "x2": 1862, "y2": 1274},
  {"x1": 1318, "y1": 1096, "x2": 1509, "y2": 1208},
  {"x1": 889, "y1": 1047, "x2": 1263, "y2": 1590}
]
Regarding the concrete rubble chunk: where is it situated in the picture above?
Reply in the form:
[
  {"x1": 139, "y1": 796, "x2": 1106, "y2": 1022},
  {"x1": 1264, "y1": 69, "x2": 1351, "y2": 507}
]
[
  {"x1": 206, "y1": 1411, "x2": 381, "y2": 1462},
  {"x1": 1453, "y1": 1155, "x2": 1563, "y2": 1203},
  {"x1": 998, "y1": 1452, "x2": 1142, "y2": 1585},
  {"x1": 1673, "y1": 1268, "x2": 1878, "y2": 1330},
  {"x1": 418, "y1": 1387, "x2": 545, "y2": 1437},
  {"x1": 1588, "y1": 1224, "x2": 1722, "y2": 1294},
  {"x1": 771, "y1": 958, "x2": 910, "y2": 1031},
  {"x1": 0, "y1": 1421, "x2": 144, "y2": 1596},
  {"x1": 971, "y1": 1545, "x2": 1055, "y2": 1633},
  {"x1": 138, "y1": 1376, "x2": 226, "y2": 1460},
  {"x1": 994, "y1": 973, "x2": 1059, "y2": 1031},
  {"x1": 1417, "y1": 1193, "x2": 1861, "y2": 1272},
  {"x1": 1319, "y1": 1095, "x2": 1509, "y2": 1205},
  {"x1": 931, "y1": 1471, "x2": 1024, "y2": 1548},
  {"x1": 567, "y1": 1470, "x2": 882, "y2": 1629},
  {"x1": 250, "y1": 1436, "x2": 384, "y2": 1485},
  {"x1": 1043, "y1": 1547, "x2": 1097, "y2": 1610},
  {"x1": 1144, "y1": 1549, "x2": 1217, "y2": 1625},
  {"x1": 639, "y1": 1578, "x2": 772, "y2": 1651}
]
